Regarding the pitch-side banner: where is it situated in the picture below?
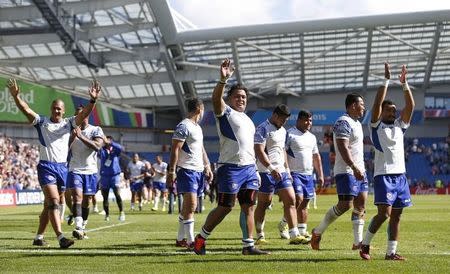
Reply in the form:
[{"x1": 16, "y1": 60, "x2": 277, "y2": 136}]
[{"x1": 0, "y1": 76, "x2": 153, "y2": 128}]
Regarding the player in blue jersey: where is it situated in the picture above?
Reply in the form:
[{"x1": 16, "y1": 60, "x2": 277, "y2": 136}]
[
  {"x1": 67, "y1": 106, "x2": 104, "y2": 239},
  {"x1": 193, "y1": 58, "x2": 269, "y2": 255},
  {"x1": 167, "y1": 98, "x2": 213, "y2": 249},
  {"x1": 311, "y1": 92, "x2": 368, "y2": 251},
  {"x1": 99, "y1": 136, "x2": 125, "y2": 221},
  {"x1": 7, "y1": 78, "x2": 100, "y2": 248},
  {"x1": 360, "y1": 63, "x2": 414, "y2": 260}
]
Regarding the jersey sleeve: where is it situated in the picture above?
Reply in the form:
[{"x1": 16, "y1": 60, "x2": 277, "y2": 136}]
[
  {"x1": 173, "y1": 123, "x2": 189, "y2": 141},
  {"x1": 312, "y1": 135, "x2": 319, "y2": 154},
  {"x1": 215, "y1": 105, "x2": 232, "y2": 118},
  {"x1": 254, "y1": 124, "x2": 267, "y2": 144},
  {"x1": 68, "y1": 116, "x2": 77, "y2": 129},
  {"x1": 370, "y1": 119, "x2": 381, "y2": 129},
  {"x1": 395, "y1": 118, "x2": 410, "y2": 131},
  {"x1": 92, "y1": 127, "x2": 104, "y2": 139},
  {"x1": 32, "y1": 114, "x2": 42, "y2": 126},
  {"x1": 333, "y1": 119, "x2": 352, "y2": 139}
]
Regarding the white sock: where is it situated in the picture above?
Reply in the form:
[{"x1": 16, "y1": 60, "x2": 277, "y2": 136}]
[
  {"x1": 177, "y1": 215, "x2": 185, "y2": 241},
  {"x1": 131, "y1": 202, "x2": 135, "y2": 209},
  {"x1": 57, "y1": 234, "x2": 64, "y2": 241},
  {"x1": 257, "y1": 232, "x2": 265, "y2": 239},
  {"x1": 256, "y1": 221, "x2": 265, "y2": 233},
  {"x1": 242, "y1": 238, "x2": 254, "y2": 248},
  {"x1": 82, "y1": 220, "x2": 88, "y2": 230},
  {"x1": 75, "y1": 216, "x2": 83, "y2": 230},
  {"x1": 200, "y1": 227, "x2": 210, "y2": 239},
  {"x1": 362, "y1": 230, "x2": 376, "y2": 246},
  {"x1": 183, "y1": 219, "x2": 194, "y2": 244},
  {"x1": 315, "y1": 206, "x2": 341, "y2": 234},
  {"x1": 289, "y1": 227, "x2": 300, "y2": 238},
  {"x1": 35, "y1": 234, "x2": 44, "y2": 240},
  {"x1": 298, "y1": 223, "x2": 307, "y2": 235},
  {"x1": 281, "y1": 217, "x2": 287, "y2": 224},
  {"x1": 387, "y1": 240, "x2": 398, "y2": 255},
  {"x1": 154, "y1": 198, "x2": 159, "y2": 209},
  {"x1": 352, "y1": 219, "x2": 365, "y2": 245},
  {"x1": 59, "y1": 203, "x2": 65, "y2": 221}
]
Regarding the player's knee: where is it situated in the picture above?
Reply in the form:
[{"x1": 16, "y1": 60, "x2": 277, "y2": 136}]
[
  {"x1": 237, "y1": 189, "x2": 257, "y2": 206},
  {"x1": 217, "y1": 193, "x2": 236, "y2": 208},
  {"x1": 47, "y1": 199, "x2": 59, "y2": 211},
  {"x1": 352, "y1": 208, "x2": 365, "y2": 218}
]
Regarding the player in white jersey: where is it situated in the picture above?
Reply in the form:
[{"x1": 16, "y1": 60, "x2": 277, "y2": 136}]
[
  {"x1": 360, "y1": 63, "x2": 414, "y2": 261},
  {"x1": 311, "y1": 92, "x2": 368, "y2": 251},
  {"x1": 67, "y1": 106, "x2": 104, "y2": 239},
  {"x1": 166, "y1": 98, "x2": 213, "y2": 249},
  {"x1": 193, "y1": 58, "x2": 268, "y2": 256},
  {"x1": 253, "y1": 105, "x2": 307, "y2": 245},
  {"x1": 151, "y1": 155, "x2": 168, "y2": 211},
  {"x1": 281, "y1": 110, "x2": 324, "y2": 243},
  {"x1": 7, "y1": 78, "x2": 100, "y2": 248},
  {"x1": 127, "y1": 154, "x2": 145, "y2": 211}
]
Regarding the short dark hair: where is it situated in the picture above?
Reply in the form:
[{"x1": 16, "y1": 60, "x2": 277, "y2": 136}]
[
  {"x1": 226, "y1": 84, "x2": 249, "y2": 98},
  {"x1": 186, "y1": 98, "x2": 203, "y2": 113},
  {"x1": 74, "y1": 104, "x2": 84, "y2": 114},
  {"x1": 345, "y1": 93, "x2": 363, "y2": 109},
  {"x1": 297, "y1": 110, "x2": 312, "y2": 120},
  {"x1": 273, "y1": 104, "x2": 291, "y2": 117},
  {"x1": 382, "y1": 99, "x2": 396, "y2": 110},
  {"x1": 106, "y1": 135, "x2": 113, "y2": 141}
]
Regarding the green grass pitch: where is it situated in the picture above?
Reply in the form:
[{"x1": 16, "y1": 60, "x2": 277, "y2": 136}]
[{"x1": 0, "y1": 195, "x2": 449, "y2": 273}]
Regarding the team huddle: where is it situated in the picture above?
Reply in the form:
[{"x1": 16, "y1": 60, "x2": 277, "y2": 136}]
[{"x1": 7, "y1": 58, "x2": 414, "y2": 260}]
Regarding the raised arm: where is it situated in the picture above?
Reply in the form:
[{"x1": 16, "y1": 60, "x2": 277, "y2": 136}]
[
  {"x1": 75, "y1": 80, "x2": 101, "y2": 126},
  {"x1": 399, "y1": 65, "x2": 415, "y2": 124},
  {"x1": 212, "y1": 58, "x2": 234, "y2": 115},
  {"x1": 7, "y1": 79, "x2": 38, "y2": 124},
  {"x1": 371, "y1": 63, "x2": 391, "y2": 123}
]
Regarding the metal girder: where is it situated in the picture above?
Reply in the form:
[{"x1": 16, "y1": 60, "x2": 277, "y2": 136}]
[
  {"x1": 172, "y1": 10, "x2": 450, "y2": 44},
  {"x1": 237, "y1": 39, "x2": 302, "y2": 66},
  {"x1": 0, "y1": 22, "x2": 154, "y2": 46},
  {"x1": 40, "y1": 67, "x2": 217, "y2": 87},
  {"x1": 145, "y1": 0, "x2": 177, "y2": 45},
  {"x1": 376, "y1": 27, "x2": 429, "y2": 55},
  {"x1": 422, "y1": 23, "x2": 443, "y2": 89},
  {"x1": 169, "y1": 44, "x2": 197, "y2": 99},
  {"x1": 0, "y1": 46, "x2": 160, "y2": 67},
  {"x1": 299, "y1": 34, "x2": 305, "y2": 94},
  {"x1": 160, "y1": 47, "x2": 187, "y2": 116},
  {"x1": 231, "y1": 40, "x2": 243, "y2": 84},
  {"x1": 362, "y1": 29, "x2": 373, "y2": 92},
  {"x1": 0, "y1": 0, "x2": 141, "y2": 22}
]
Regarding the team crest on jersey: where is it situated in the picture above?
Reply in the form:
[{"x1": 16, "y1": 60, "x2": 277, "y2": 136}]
[
  {"x1": 231, "y1": 183, "x2": 238, "y2": 190},
  {"x1": 386, "y1": 192, "x2": 394, "y2": 201},
  {"x1": 46, "y1": 174, "x2": 55, "y2": 181}
]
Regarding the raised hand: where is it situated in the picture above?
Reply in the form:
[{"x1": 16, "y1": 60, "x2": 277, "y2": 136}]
[
  {"x1": 88, "y1": 80, "x2": 101, "y2": 100},
  {"x1": 7, "y1": 78, "x2": 20, "y2": 97},
  {"x1": 398, "y1": 65, "x2": 407, "y2": 83},
  {"x1": 220, "y1": 58, "x2": 235, "y2": 81},
  {"x1": 384, "y1": 62, "x2": 391, "y2": 80}
]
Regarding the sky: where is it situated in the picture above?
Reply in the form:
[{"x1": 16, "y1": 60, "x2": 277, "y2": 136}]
[{"x1": 168, "y1": 0, "x2": 450, "y2": 30}]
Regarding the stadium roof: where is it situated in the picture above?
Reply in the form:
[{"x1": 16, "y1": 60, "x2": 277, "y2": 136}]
[{"x1": 1, "y1": 0, "x2": 450, "y2": 115}]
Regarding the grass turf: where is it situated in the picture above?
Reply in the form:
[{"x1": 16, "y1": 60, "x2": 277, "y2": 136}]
[{"x1": 0, "y1": 195, "x2": 449, "y2": 273}]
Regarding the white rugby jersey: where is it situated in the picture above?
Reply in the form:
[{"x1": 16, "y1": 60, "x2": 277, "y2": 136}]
[
  {"x1": 254, "y1": 119, "x2": 287, "y2": 173},
  {"x1": 32, "y1": 115, "x2": 76, "y2": 163},
  {"x1": 69, "y1": 125, "x2": 104, "y2": 174},
  {"x1": 215, "y1": 105, "x2": 256, "y2": 165},
  {"x1": 286, "y1": 127, "x2": 319, "y2": 175},
  {"x1": 152, "y1": 162, "x2": 168, "y2": 183},
  {"x1": 172, "y1": 118, "x2": 204, "y2": 172},
  {"x1": 333, "y1": 114, "x2": 365, "y2": 175},
  {"x1": 128, "y1": 160, "x2": 145, "y2": 179},
  {"x1": 370, "y1": 118, "x2": 409, "y2": 176}
]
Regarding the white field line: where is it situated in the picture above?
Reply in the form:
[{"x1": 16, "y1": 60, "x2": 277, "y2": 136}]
[
  {"x1": 2, "y1": 249, "x2": 449, "y2": 256},
  {"x1": 84, "y1": 222, "x2": 132, "y2": 232}
]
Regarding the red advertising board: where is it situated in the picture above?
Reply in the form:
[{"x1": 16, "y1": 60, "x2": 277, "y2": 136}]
[{"x1": 0, "y1": 189, "x2": 17, "y2": 206}]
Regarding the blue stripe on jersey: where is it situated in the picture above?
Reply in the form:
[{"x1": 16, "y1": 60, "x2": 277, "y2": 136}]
[
  {"x1": 371, "y1": 123, "x2": 383, "y2": 152},
  {"x1": 34, "y1": 120, "x2": 47, "y2": 147},
  {"x1": 218, "y1": 115, "x2": 237, "y2": 141},
  {"x1": 181, "y1": 142, "x2": 191, "y2": 154},
  {"x1": 286, "y1": 147, "x2": 295, "y2": 158}
]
